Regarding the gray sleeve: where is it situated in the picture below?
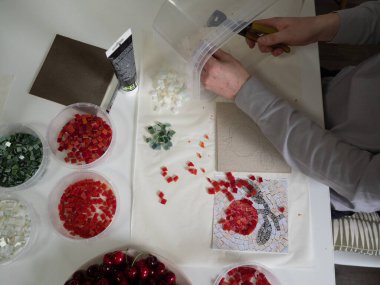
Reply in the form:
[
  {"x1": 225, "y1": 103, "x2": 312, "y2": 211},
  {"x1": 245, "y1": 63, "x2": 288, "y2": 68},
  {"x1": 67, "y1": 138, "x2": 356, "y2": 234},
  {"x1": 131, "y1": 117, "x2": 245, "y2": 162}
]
[
  {"x1": 235, "y1": 77, "x2": 380, "y2": 212},
  {"x1": 331, "y1": 1, "x2": 380, "y2": 44}
]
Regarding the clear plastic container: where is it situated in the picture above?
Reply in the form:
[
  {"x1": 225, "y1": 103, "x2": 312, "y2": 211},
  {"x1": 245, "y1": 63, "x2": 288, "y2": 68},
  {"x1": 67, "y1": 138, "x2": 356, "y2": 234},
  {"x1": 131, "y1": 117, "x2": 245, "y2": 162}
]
[
  {"x1": 48, "y1": 171, "x2": 119, "y2": 241},
  {"x1": 214, "y1": 263, "x2": 282, "y2": 285},
  {"x1": 153, "y1": 0, "x2": 279, "y2": 98},
  {"x1": 47, "y1": 103, "x2": 115, "y2": 169},
  {"x1": 0, "y1": 193, "x2": 39, "y2": 265},
  {"x1": 0, "y1": 123, "x2": 49, "y2": 192}
]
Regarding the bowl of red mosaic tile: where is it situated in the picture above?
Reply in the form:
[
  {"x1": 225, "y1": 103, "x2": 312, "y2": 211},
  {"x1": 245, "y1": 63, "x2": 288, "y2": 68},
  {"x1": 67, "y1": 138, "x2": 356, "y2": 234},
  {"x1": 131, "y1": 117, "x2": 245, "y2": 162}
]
[
  {"x1": 214, "y1": 263, "x2": 281, "y2": 285},
  {"x1": 48, "y1": 171, "x2": 119, "y2": 240},
  {"x1": 47, "y1": 103, "x2": 115, "y2": 168},
  {"x1": 64, "y1": 247, "x2": 192, "y2": 285}
]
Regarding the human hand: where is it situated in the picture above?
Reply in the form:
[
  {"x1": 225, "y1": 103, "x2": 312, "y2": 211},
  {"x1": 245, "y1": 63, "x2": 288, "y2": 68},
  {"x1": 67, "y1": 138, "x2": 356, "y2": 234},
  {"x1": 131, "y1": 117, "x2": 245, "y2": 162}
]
[
  {"x1": 201, "y1": 49, "x2": 250, "y2": 100},
  {"x1": 247, "y1": 13, "x2": 340, "y2": 56}
]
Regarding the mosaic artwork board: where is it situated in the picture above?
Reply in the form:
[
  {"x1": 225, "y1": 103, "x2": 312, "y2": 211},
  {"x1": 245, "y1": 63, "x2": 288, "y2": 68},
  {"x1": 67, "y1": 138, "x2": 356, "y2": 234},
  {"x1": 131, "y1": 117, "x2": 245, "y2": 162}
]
[{"x1": 212, "y1": 174, "x2": 288, "y2": 253}]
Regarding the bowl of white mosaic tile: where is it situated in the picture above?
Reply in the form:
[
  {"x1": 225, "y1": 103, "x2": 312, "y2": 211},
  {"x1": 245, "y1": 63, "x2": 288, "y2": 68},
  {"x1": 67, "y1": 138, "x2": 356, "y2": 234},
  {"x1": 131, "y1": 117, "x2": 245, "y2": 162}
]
[{"x1": 0, "y1": 193, "x2": 38, "y2": 265}]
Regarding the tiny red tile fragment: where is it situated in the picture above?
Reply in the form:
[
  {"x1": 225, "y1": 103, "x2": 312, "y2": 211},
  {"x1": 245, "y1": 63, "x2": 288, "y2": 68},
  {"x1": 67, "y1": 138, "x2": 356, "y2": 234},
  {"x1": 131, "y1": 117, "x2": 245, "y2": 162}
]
[{"x1": 199, "y1": 141, "x2": 205, "y2": 148}]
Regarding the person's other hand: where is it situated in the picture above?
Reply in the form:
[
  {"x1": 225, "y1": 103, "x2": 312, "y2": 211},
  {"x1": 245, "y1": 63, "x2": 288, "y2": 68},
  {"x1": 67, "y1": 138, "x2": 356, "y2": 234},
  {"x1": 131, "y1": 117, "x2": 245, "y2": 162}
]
[
  {"x1": 201, "y1": 49, "x2": 250, "y2": 100},
  {"x1": 247, "y1": 13, "x2": 340, "y2": 56}
]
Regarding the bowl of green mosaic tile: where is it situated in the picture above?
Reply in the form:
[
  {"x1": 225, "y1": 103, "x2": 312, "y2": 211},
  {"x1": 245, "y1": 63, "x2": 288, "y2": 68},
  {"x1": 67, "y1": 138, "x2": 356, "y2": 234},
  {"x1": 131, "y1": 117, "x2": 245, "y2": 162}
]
[
  {"x1": 0, "y1": 123, "x2": 49, "y2": 192},
  {"x1": 0, "y1": 193, "x2": 39, "y2": 265}
]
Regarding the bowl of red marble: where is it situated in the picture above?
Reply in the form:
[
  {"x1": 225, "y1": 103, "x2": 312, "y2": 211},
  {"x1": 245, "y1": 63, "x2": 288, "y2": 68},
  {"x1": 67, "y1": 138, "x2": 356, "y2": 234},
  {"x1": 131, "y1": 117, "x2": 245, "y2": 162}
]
[
  {"x1": 47, "y1": 103, "x2": 115, "y2": 169},
  {"x1": 48, "y1": 171, "x2": 119, "y2": 240},
  {"x1": 64, "y1": 247, "x2": 192, "y2": 285},
  {"x1": 214, "y1": 263, "x2": 281, "y2": 285}
]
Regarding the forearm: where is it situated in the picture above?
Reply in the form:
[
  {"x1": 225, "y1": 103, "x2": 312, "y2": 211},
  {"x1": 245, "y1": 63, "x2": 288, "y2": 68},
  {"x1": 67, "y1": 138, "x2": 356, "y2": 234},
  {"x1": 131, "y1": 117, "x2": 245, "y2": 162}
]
[
  {"x1": 235, "y1": 77, "x2": 380, "y2": 211},
  {"x1": 331, "y1": 1, "x2": 380, "y2": 44},
  {"x1": 314, "y1": 13, "x2": 340, "y2": 42}
]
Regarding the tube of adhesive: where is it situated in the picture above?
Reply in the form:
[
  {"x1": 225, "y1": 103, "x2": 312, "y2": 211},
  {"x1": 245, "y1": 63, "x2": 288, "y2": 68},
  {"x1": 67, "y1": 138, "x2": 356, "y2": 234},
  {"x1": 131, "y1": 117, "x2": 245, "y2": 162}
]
[{"x1": 106, "y1": 29, "x2": 137, "y2": 92}]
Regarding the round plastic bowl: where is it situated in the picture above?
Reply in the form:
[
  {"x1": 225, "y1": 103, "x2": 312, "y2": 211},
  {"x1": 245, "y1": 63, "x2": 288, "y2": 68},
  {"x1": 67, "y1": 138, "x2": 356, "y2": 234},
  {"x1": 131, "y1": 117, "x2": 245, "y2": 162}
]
[
  {"x1": 214, "y1": 263, "x2": 282, "y2": 285},
  {"x1": 0, "y1": 123, "x2": 49, "y2": 192},
  {"x1": 47, "y1": 103, "x2": 115, "y2": 169},
  {"x1": 48, "y1": 171, "x2": 119, "y2": 241},
  {"x1": 0, "y1": 193, "x2": 39, "y2": 265},
  {"x1": 65, "y1": 247, "x2": 192, "y2": 284}
]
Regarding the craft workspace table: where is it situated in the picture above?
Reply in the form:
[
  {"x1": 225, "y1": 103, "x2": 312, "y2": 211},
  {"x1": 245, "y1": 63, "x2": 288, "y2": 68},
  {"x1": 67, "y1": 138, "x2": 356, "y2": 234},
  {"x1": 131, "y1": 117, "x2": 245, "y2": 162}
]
[{"x1": 0, "y1": 0, "x2": 336, "y2": 284}]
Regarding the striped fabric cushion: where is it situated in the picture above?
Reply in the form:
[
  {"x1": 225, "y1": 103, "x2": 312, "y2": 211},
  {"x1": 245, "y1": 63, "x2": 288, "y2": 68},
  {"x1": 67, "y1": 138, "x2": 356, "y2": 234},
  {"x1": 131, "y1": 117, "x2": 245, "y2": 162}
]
[{"x1": 332, "y1": 212, "x2": 380, "y2": 255}]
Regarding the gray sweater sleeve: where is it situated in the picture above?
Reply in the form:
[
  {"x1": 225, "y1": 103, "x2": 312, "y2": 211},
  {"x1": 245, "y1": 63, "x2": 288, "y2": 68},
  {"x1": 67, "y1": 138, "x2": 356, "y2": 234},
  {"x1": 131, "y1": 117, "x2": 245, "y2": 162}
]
[
  {"x1": 235, "y1": 77, "x2": 380, "y2": 212},
  {"x1": 332, "y1": 0, "x2": 380, "y2": 44}
]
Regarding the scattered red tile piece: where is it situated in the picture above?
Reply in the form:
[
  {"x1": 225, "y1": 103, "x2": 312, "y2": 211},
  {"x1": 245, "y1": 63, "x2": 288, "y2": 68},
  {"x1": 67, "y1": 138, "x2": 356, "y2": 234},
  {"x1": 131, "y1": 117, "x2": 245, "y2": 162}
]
[
  {"x1": 204, "y1": 134, "x2": 209, "y2": 140},
  {"x1": 208, "y1": 188, "x2": 215, "y2": 194},
  {"x1": 258, "y1": 176, "x2": 263, "y2": 183},
  {"x1": 206, "y1": 173, "x2": 263, "y2": 206},
  {"x1": 278, "y1": 207, "x2": 285, "y2": 213},
  {"x1": 160, "y1": 166, "x2": 179, "y2": 183},
  {"x1": 157, "y1": 191, "x2": 167, "y2": 205},
  {"x1": 196, "y1": 152, "x2": 202, "y2": 159},
  {"x1": 185, "y1": 161, "x2": 198, "y2": 175},
  {"x1": 199, "y1": 141, "x2": 205, "y2": 148},
  {"x1": 200, "y1": 168, "x2": 206, "y2": 173}
]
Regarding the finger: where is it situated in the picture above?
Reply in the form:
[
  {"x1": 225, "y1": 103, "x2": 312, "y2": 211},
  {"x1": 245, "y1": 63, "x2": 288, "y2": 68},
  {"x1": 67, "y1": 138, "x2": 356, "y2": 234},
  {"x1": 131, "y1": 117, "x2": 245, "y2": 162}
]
[
  {"x1": 258, "y1": 44, "x2": 272, "y2": 54},
  {"x1": 272, "y1": 49, "x2": 284, "y2": 57},
  {"x1": 203, "y1": 55, "x2": 218, "y2": 71},
  {"x1": 257, "y1": 30, "x2": 287, "y2": 47},
  {"x1": 212, "y1": 49, "x2": 231, "y2": 60},
  {"x1": 200, "y1": 68, "x2": 208, "y2": 85},
  {"x1": 245, "y1": 38, "x2": 255, "y2": 49}
]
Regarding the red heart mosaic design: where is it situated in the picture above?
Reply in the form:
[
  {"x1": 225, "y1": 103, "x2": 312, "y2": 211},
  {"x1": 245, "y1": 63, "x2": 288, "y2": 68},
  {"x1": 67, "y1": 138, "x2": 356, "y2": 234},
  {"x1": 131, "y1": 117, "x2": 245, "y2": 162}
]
[{"x1": 219, "y1": 198, "x2": 258, "y2": 236}]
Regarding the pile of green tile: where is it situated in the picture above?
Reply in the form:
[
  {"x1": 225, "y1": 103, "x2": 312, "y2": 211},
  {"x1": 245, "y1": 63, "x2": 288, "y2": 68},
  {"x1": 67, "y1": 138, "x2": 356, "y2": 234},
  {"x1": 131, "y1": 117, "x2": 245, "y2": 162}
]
[
  {"x1": 144, "y1": 122, "x2": 175, "y2": 151},
  {"x1": 0, "y1": 133, "x2": 43, "y2": 188}
]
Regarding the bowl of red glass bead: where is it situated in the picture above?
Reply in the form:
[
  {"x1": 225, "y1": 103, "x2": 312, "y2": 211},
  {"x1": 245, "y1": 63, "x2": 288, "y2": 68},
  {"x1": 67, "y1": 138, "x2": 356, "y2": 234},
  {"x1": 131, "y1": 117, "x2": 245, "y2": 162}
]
[
  {"x1": 64, "y1": 248, "x2": 192, "y2": 285},
  {"x1": 48, "y1": 171, "x2": 118, "y2": 240},
  {"x1": 47, "y1": 103, "x2": 114, "y2": 168},
  {"x1": 214, "y1": 264, "x2": 281, "y2": 285}
]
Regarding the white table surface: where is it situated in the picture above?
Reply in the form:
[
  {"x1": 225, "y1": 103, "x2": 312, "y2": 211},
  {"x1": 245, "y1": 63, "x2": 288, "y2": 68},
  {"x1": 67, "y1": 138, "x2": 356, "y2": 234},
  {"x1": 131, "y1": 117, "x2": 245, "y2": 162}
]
[{"x1": 0, "y1": 0, "x2": 336, "y2": 284}]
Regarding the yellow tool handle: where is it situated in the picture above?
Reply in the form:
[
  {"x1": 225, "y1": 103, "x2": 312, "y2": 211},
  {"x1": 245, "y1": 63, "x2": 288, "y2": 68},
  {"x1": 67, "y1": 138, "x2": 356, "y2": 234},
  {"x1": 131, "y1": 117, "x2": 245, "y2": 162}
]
[{"x1": 246, "y1": 22, "x2": 291, "y2": 53}]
